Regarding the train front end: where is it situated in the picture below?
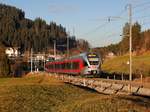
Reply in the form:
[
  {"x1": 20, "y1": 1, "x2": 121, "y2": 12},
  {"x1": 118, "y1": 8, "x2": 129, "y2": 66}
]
[{"x1": 83, "y1": 53, "x2": 101, "y2": 75}]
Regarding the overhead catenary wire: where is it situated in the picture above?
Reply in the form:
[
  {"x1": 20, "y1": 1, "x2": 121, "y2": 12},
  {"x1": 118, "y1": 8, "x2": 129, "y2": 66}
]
[
  {"x1": 79, "y1": 22, "x2": 109, "y2": 37},
  {"x1": 117, "y1": 7, "x2": 127, "y2": 17},
  {"x1": 132, "y1": 3, "x2": 150, "y2": 28},
  {"x1": 106, "y1": 32, "x2": 122, "y2": 39},
  {"x1": 126, "y1": 1, "x2": 150, "y2": 32},
  {"x1": 141, "y1": 20, "x2": 150, "y2": 26},
  {"x1": 133, "y1": 14, "x2": 150, "y2": 20},
  {"x1": 98, "y1": 8, "x2": 128, "y2": 41},
  {"x1": 83, "y1": 1, "x2": 150, "y2": 47},
  {"x1": 133, "y1": 1, "x2": 150, "y2": 8},
  {"x1": 133, "y1": 4, "x2": 150, "y2": 15},
  {"x1": 80, "y1": 2, "x2": 150, "y2": 46},
  {"x1": 133, "y1": 15, "x2": 150, "y2": 26},
  {"x1": 80, "y1": 1, "x2": 150, "y2": 40},
  {"x1": 132, "y1": 1, "x2": 150, "y2": 18},
  {"x1": 80, "y1": 7, "x2": 127, "y2": 37}
]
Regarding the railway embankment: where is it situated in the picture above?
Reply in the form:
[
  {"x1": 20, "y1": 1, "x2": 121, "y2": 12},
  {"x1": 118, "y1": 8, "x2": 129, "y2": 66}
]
[{"x1": 49, "y1": 73, "x2": 150, "y2": 97}]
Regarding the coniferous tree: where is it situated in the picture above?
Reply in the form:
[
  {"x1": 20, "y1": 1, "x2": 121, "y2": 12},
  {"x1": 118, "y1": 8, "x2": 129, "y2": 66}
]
[
  {"x1": 0, "y1": 43, "x2": 10, "y2": 77},
  {"x1": 0, "y1": 4, "x2": 76, "y2": 53},
  {"x1": 132, "y1": 22, "x2": 141, "y2": 51},
  {"x1": 121, "y1": 22, "x2": 130, "y2": 54}
]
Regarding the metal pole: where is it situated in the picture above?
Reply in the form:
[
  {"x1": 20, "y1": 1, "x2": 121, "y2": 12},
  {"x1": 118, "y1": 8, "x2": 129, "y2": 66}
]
[
  {"x1": 67, "y1": 34, "x2": 69, "y2": 58},
  {"x1": 43, "y1": 53, "x2": 45, "y2": 71},
  {"x1": 30, "y1": 48, "x2": 33, "y2": 73},
  {"x1": 129, "y1": 4, "x2": 132, "y2": 81},
  {"x1": 54, "y1": 40, "x2": 56, "y2": 60}
]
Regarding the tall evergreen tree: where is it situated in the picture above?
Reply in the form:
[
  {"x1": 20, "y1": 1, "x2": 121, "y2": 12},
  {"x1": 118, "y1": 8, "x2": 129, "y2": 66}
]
[
  {"x1": 132, "y1": 22, "x2": 141, "y2": 51},
  {"x1": 120, "y1": 22, "x2": 130, "y2": 54}
]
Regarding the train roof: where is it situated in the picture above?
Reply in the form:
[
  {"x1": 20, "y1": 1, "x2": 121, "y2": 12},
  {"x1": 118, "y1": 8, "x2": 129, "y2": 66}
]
[{"x1": 54, "y1": 52, "x2": 99, "y2": 62}]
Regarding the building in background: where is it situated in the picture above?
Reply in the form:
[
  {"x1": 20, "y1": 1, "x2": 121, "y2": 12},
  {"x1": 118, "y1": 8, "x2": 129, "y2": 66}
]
[{"x1": 5, "y1": 47, "x2": 20, "y2": 57}]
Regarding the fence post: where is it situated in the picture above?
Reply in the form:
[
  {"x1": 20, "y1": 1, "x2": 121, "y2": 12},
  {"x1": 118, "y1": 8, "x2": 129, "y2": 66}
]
[
  {"x1": 122, "y1": 73, "x2": 124, "y2": 80},
  {"x1": 114, "y1": 74, "x2": 115, "y2": 80},
  {"x1": 140, "y1": 71, "x2": 143, "y2": 86},
  {"x1": 107, "y1": 76, "x2": 109, "y2": 79},
  {"x1": 83, "y1": 78, "x2": 86, "y2": 86},
  {"x1": 69, "y1": 75, "x2": 70, "y2": 82}
]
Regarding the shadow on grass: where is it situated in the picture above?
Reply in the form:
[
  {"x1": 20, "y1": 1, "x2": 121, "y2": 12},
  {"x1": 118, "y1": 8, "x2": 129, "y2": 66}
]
[
  {"x1": 118, "y1": 95, "x2": 150, "y2": 108},
  {"x1": 64, "y1": 82, "x2": 99, "y2": 93}
]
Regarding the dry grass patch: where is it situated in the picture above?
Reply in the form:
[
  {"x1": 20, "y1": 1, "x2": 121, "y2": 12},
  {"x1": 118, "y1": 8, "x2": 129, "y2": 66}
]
[
  {"x1": 102, "y1": 53, "x2": 150, "y2": 77},
  {"x1": 0, "y1": 73, "x2": 150, "y2": 112}
]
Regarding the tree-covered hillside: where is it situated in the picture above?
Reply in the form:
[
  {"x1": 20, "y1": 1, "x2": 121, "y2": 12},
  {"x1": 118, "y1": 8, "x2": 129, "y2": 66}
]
[
  {"x1": 0, "y1": 4, "x2": 91, "y2": 77},
  {"x1": 94, "y1": 22, "x2": 150, "y2": 58},
  {"x1": 0, "y1": 4, "x2": 77, "y2": 53}
]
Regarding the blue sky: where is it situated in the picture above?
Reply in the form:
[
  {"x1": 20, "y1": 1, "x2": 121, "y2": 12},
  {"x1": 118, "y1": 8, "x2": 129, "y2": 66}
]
[{"x1": 1, "y1": 0, "x2": 150, "y2": 47}]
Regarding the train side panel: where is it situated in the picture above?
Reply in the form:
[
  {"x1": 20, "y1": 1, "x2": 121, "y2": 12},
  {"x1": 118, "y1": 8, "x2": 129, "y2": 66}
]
[
  {"x1": 45, "y1": 52, "x2": 101, "y2": 75},
  {"x1": 45, "y1": 58, "x2": 84, "y2": 75}
]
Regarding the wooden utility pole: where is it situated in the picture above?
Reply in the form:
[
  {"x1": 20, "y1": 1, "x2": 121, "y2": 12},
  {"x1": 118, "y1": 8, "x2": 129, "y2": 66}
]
[
  {"x1": 30, "y1": 48, "x2": 33, "y2": 73},
  {"x1": 129, "y1": 4, "x2": 132, "y2": 82}
]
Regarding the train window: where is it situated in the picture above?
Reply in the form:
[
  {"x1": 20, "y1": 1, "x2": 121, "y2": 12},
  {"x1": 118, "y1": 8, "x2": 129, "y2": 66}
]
[
  {"x1": 55, "y1": 64, "x2": 57, "y2": 69},
  {"x1": 62, "y1": 63, "x2": 65, "y2": 69},
  {"x1": 66, "y1": 62, "x2": 71, "y2": 69},
  {"x1": 59, "y1": 64, "x2": 61, "y2": 69},
  {"x1": 64, "y1": 63, "x2": 67, "y2": 69},
  {"x1": 52, "y1": 65, "x2": 54, "y2": 69},
  {"x1": 58, "y1": 64, "x2": 61, "y2": 69},
  {"x1": 87, "y1": 53, "x2": 100, "y2": 65},
  {"x1": 70, "y1": 63, "x2": 72, "y2": 69},
  {"x1": 70, "y1": 62, "x2": 72, "y2": 69},
  {"x1": 56, "y1": 64, "x2": 61, "y2": 70},
  {"x1": 83, "y1": 60, "x2": 88, "y2": 66},
  {"x1": 72, "y1": 62, "x2": 79, "y2": 69},
  {"x1": 89, "y1": 61, "x2": 99, "y2": 65},
  {"x1": 56, "y1": 64, "x2": 58, "y2": 69},
  {"x1": 53, "y1": 65, "x2": 54, "y2": 69},
  {"x1": 69, "y1": 63, "x2": 72, "y2": 69},
  {"x1": 63, "y1": 63, "x2": 67, "y2": 69},
  {"x1": 87, "y1": 53, "x2": 99, "y2": 59},
  {"x1": 66, "y1": 63, "x2": 69, "y2": 69},
  {"x1": 49, "y1": 65, "x2": 51, "y2": 69}
]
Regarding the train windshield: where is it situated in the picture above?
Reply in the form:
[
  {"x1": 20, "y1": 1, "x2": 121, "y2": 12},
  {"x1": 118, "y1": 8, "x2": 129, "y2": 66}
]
[{"x1": 87, "y1": 53, "x2": 99, "y2": 65}]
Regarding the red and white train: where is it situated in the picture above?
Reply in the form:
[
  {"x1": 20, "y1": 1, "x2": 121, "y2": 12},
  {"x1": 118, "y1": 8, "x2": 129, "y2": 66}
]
[{"x1": 45, "y1": 52, "x2": 101, "y2": 75}]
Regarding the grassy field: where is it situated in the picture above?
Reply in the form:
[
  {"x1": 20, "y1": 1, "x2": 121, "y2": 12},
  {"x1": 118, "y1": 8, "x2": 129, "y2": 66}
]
[
  {"x1": 0, "y1": 73, "x2": 150, "y2": 112},
  {"x1": 102, "y1": 52, "x2": 150, "y2": 77}
]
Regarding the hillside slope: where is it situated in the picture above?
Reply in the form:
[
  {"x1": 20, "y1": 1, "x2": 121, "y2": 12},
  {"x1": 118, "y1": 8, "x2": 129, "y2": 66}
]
[
  {"x1": 102, "y1": 52, "x2": 150, "y2": 77},
  {"x1": 0, "y1": 4, "x2": 77, "y2": 53}
]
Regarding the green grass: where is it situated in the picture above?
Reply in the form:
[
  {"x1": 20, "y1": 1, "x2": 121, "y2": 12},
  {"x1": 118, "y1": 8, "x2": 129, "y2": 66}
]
[
  {"x1": 0, "y1": 74, "x2": 149, "y2": 112},
  {"x1": 102, "y1": 53, "x2": 150, "y2": 77}
]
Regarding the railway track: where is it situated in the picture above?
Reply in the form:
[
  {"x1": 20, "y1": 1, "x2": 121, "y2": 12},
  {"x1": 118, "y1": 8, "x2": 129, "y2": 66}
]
[{"x1": 47, "y1": 72, "x2": 150, "y2": 97}]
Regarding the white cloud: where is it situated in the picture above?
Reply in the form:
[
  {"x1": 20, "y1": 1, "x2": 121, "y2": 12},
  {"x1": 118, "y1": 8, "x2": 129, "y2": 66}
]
[{"x1": 49, "y1": 3, "x2": 79, "y2": 14}]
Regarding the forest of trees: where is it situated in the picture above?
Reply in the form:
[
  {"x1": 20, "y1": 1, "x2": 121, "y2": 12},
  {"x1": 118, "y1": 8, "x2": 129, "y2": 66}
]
[
  {"x1": 95, "y1": 22, "x2": 150, "y2": 58},
  {"x1": 0, "y1": 4, "x2": 90, "y2": 77},
  {"x1": 0, "y1": 4, "x2": 78, "y2": 53}
]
